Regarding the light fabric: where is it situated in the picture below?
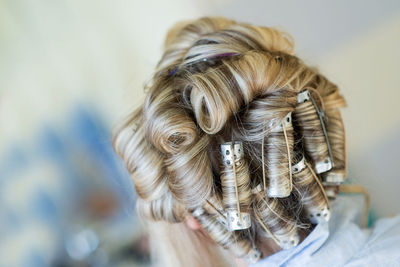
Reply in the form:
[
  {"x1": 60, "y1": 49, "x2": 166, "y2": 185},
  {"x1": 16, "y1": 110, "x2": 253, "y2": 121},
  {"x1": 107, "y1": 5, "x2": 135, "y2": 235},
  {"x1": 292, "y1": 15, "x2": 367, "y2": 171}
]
[{"x1": 251, "y1": 194, "x2": 400, "y2": 267}]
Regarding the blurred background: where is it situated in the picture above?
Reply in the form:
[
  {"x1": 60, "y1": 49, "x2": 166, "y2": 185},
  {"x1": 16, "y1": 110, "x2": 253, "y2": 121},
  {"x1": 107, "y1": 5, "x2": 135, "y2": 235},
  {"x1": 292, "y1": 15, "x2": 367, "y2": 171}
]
[{"x1": 1, "y1": 0, "x2": 399, "y2": 266}]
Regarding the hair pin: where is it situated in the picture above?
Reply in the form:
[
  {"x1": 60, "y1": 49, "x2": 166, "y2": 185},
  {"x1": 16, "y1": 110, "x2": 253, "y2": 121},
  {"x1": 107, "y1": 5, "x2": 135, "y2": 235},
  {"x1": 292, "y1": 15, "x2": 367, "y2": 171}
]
[
  {"x1": 168, "y1": 67, "x2": 179, "y2": 76},
  {"x1": 204, "y1": 199, "x2": 229, "y2": 229}
]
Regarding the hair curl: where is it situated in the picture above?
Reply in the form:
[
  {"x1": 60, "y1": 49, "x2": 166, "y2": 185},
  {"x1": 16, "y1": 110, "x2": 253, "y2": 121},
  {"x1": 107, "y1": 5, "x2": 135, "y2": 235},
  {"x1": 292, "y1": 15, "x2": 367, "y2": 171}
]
[{"x1": 112, "y1": 16, "x2": 347, "y2": 266}]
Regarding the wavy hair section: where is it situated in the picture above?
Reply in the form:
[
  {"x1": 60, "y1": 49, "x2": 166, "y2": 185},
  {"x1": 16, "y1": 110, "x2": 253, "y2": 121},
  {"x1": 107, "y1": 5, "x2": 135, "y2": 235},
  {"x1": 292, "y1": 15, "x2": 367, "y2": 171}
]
[
  {"x1": 321, "y1": 91, "x2": 347, "y2": 183},
  {"x1": 112, "y1": 108, "x2": 168, "y2": 201},
  {"x1": 253, "y1": 189, "x2": 300, "y2": 249},
  {"x1": 292, "y1": 158, "x2": 330, "y2": 224},
  {"x1": 112, "y1": 16, "x2": 347, "y2": 266}
]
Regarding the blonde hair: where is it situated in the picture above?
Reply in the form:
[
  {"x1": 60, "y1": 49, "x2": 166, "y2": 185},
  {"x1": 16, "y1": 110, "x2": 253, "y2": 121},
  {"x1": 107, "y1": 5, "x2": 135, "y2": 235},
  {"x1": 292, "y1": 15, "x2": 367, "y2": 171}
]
[{"x1": 112, "y1": 16, "x2": 347, "y2": 266}]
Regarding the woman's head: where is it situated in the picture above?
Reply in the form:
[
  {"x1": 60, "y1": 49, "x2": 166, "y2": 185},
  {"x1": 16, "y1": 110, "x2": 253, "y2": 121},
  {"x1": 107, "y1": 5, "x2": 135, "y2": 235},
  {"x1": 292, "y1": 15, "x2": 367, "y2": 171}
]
[{"x1": 112, "y1": 16, "x2": 346, "y2": 266}]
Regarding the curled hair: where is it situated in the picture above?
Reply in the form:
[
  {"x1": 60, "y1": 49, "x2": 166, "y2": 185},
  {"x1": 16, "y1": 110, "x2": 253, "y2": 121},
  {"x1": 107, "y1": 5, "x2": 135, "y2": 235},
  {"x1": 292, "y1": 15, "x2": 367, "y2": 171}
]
[
  {"x1": 321, "y1": 91, "x2": 347, "y2": 183},
  {"x1": 165, "y1": 134, "x2": 214, "y2": 208},
  {"x1": 191, "y1": 201, "x2": 258, "y2": 261},
  {"x1": 112, "y1": 16, "x2": 347, "y2": 265},
  {"x1": 112, "y1": 108, "x2": 168, "y2": 201},
  {"x1": 220, "y1": 156, "x2": 253, "y2": 212},
  {"x1": 293, "y1": 90, "x2": 332, "y2": 173},
  {"x1": 263, "y1": 113, "x2": 295, "y2": 198},
  {"x1": 292, "y1": 157, "x2": 331, "y2": 224},
  {"x1": 136, "y1": 190, "x2": 187, "y2": 223},
  {"x1": 219, "y1": 141, "x2": 253, "y2": 230},
  {"x1": 253, "y1": 187, "x2": 300, "y2": 249}
]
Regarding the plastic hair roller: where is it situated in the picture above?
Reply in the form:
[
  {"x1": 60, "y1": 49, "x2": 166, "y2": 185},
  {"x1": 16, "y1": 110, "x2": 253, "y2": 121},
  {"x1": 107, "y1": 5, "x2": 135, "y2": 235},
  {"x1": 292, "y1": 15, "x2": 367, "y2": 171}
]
[
  {"x1": 295, "y1": 90, "x2": 334, "y2": 174},
  {"x1": 292, "y1": 157, "x2": 331, "y2": 224},
  {"x1": 220, "y1": 141, "x2": 252, "y2": 231},
  {"x1": 264, "y1": 112, "x2": 294, "y2": 198}
]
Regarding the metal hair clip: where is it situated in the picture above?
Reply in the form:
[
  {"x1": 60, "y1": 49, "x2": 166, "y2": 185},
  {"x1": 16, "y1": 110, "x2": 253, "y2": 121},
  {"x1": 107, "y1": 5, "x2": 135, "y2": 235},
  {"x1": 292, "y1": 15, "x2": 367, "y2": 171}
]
[
  {"x1": 315, "y1": 159, "x2": 333, "y2": 175},
  {"x1": 245, "y1": 247, "x2": 262, "y2": 264},
  {"x1": 297, "y1": 90, "x2": 311, "y2": 103},
  {"x1": 221, "y1": 141, "x2": 244, "y2": 166},
  {"x1": 297, "y1": 90, "x2": 334, "y2": 173},
  {"x1": 324, "y1": 186, "x2": 339, "y2": 199},
  {"x1": 251, "y1": 184, "x2": 263, "y2": 195},
  {"x1": 226, "y1": 211, "x2": 251, "y2": 231},
  {"x1": 220, "y1": 141, "x2": 251, "y2": 231},
  {"x1": 191, "y1": 206, "x2": 205, "y2": 219},
  {"x1": 278, "y1": 232, "x2": 300, "y2": 249},
  {"x1": 307, "y1": 205, "x2": 331, "y2": 224},
  {"x1": 322, "y1": 172, "x2": 346, "y2": 185},
  {"x1": 271, "y1": 112, "x2": 292, "y2": 132},
  {"x1": 292, "y1": 156, "x2": 306, "y2": 174}
]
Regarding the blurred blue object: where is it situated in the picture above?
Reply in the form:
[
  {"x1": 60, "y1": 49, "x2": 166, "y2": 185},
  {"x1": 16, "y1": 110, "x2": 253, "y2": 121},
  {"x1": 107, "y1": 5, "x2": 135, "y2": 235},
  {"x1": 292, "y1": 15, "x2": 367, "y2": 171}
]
[{"x1": 0, "y1": 105, "x2": 146, "y2": 267}]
